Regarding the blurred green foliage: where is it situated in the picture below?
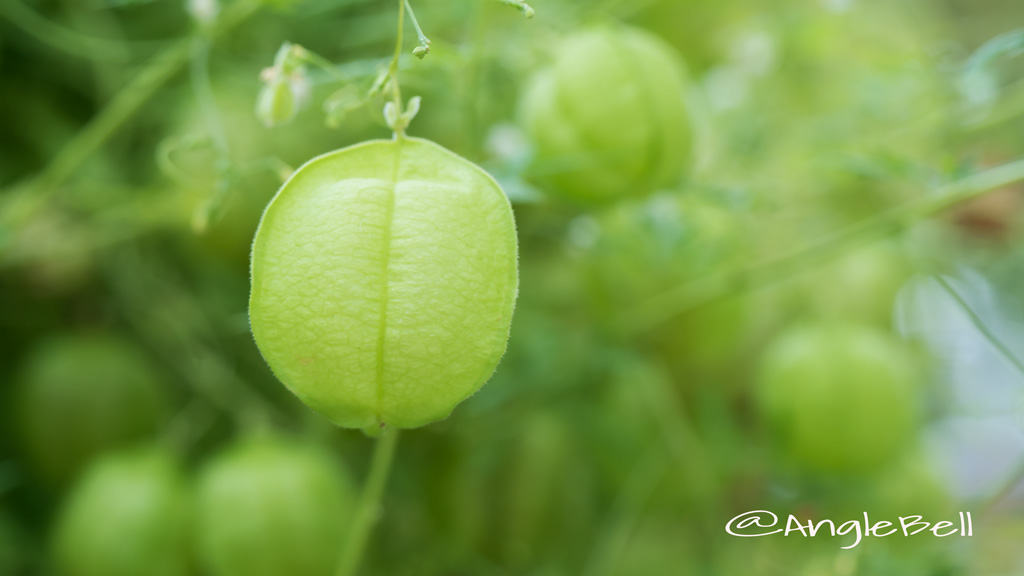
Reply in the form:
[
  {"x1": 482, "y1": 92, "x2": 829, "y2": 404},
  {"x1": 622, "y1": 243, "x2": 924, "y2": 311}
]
[{"x1": 1, "y1": 0, "x2": 1024, "y2": 574}]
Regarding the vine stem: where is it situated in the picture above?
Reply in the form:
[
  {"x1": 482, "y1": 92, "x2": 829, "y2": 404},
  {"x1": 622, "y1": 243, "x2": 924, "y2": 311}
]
[
  {"x1": 189, "y1": 31, "x2": 233, "y2": 231},
  {"x1": 335, "y1": 428, "x2": 401, "y2": 576},
  {"x1": 619, "y1": 157, "x2": 1024, "y2": 335},
  {"x1": 0, "y1": 0, "x2": 261, "y2": 232},
  {"x1": 582, "y1": 449, "x2": 666, "y2": 576},
  {"x1": 404, "y1": 0, "x2": 430, "y2": 50},
  {"x1": 935, "y1": 275, "x2": 1024, "y2": 378},
  {"x1": 0, "y1": 0, "x2": 148, "y2": 62},
  {"x1": 935, "y1": 272, "x2": 1024, "y2": 515},
  {"x1": 388, "y1": 0, "x2": 406, "y2": 138}
]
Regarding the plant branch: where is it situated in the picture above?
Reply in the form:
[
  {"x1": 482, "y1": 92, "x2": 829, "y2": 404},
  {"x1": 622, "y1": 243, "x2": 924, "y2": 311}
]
[
  {"x1": 0, "y1": 0, "x2": 261, "y2": 233},
  {"x1": 0, "y1": 0, "x2": 158, "y2": 62},
  {"x1": 335, "y1": 428, "x2": 401, "y2": 576},
  {"x1": 620, "y1": 157, "x2": 1024, "y2": 335},
  {"x1": 391, "y1": 0, "x2": 405, "y2": 105},
  {"x1": 935, "y1": 275, "x2": 1024, "y2": 379},
  {"x1": 404, "y1": 0, "x2": 430, "y2": 57}
]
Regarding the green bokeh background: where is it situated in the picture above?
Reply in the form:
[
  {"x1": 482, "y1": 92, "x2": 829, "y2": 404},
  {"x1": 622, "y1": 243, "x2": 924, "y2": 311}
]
[{"x1": 2, "y1": 0, "x2": 1024, "y2": 574}]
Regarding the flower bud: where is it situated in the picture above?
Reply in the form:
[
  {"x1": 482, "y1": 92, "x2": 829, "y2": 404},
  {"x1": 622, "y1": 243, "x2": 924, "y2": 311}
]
[{"x1": 256, "y1": 78, "x2": 296, "y2": 128}]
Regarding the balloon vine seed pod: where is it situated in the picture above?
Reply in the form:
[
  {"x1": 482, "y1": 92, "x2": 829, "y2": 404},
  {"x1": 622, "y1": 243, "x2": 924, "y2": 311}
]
[
  {"x1": 755, "y1": 322, "x2": 922, "y2": 475},
  {"x1": 53, "y1": 447, "x2": 190, "y2": 576},
  {"x1": 519, "y1": 26, "x2": 695, "y2": 204},
  {"x1": 249, "y1": 136, "x2": 519, "y2": 430},
  {"x1": 195, "y1": 437, "x2": 355, "y2": 576}
]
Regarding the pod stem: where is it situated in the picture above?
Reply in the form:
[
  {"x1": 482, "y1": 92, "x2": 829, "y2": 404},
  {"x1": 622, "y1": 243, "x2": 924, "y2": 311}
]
[
  {"x1": 335, "y1": 427, "x2": 401, "y2": 576},
  {"x1": 387, "y1": 0, "x2": 406, "y2": 138}
]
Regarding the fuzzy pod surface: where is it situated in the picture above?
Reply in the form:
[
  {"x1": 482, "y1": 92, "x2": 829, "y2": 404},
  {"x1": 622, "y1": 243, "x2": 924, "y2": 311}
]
[{"x1": 249, "y1": 137, "x2": 519, "y2": 428}]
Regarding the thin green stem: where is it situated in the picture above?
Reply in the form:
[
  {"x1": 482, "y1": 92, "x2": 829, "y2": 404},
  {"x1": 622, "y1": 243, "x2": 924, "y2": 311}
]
[
  {"x1": 190, "y1": 36, "x2": 230, "y2": 156},
  {"x1": 335, "y1": 428, "x2": 401, "y2": 576},
  {"x1": 0, "y1": 0, "x2": 261, "y2": 232},
  {"x1": 620, "y1": 157, "x2": 1024, "y2": 335},
  {"x1": 493, "y1": 0, "x2": 535, "y2": 18},
  {"x1": 101, "y1": 251, "x2": 285, "y2": 428},
  {"x1": 301, "y1": 48, "x2": 365, "y2": 83},
  {"x1": 189, "y1": 33, "x2": 233, "y2": 230},
  {"x1": 637, "y1": 361, "x2": 720, "y2": 507},
  {"x1": 386, "y1": 0, "x2": 406, "y2": 137},
  {"x1": 23, "y1": 39, "x2": 192, "y2": 193},
  {"x1": 391, "y1": 0, "x2": 405, "y2": 99},
  {"x1": 0, "y1": 0, "x2": 158, "y2": 62},
  {"x1": 582, "y1": 449, "x2": 665, "y2": 576},
  {"x1": 403, "y1": 0, "x2": 430, "y2": 51},
  {"x1": 935, "y1": 275, "x2": 1024, "y2": 379}
]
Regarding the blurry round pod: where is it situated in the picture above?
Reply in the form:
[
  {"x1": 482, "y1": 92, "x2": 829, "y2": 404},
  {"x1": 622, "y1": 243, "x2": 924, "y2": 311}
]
[
  {"x1": 195, "y1": 436, "x2": 355, "y2": 576},
  {"x1": 15, "y1": 333, "x2": 167, "y2": 484},
  {"x1": 755, "y1": 322, "x2": 923, "y2": 475},
  {"x1": 53, "y1": 447, "x2": 191, "y2": 576},
  {"x1": 793, "y1": 240, "x2": 913, "y2": 327},
  {"x1": 519, "y1": 26, "x2": 696, "y2": 205},
  {"x1": 580, "y1": 193, "x2": 751, "y2": 372}
]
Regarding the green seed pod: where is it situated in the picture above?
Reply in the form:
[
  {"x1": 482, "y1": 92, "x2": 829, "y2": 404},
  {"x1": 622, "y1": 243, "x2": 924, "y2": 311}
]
[
  {"x1": 195, "y1": 436, "x2": 355, "y2": 576},
  {"x1": 519, "y1": 26, "x2": 694, "y2": 204},
  {"x1": 256, "y1": 78, "x2": 297, "y2": 128},
  {"x1": 805, "y1": 240, "x2": 911, "y2": 326},
  {"x1": 249, "y1": 137, "x2": 518, "y2": 429},
  {"x1": 755, "y1": 323, "x2": 922, "y2": 474},
  {"x1": 53, "y1": 447, "x2": 190, "y2": 576},
  {"x1": 15, "y1": 334, "x2": 166, "y2": 484}
]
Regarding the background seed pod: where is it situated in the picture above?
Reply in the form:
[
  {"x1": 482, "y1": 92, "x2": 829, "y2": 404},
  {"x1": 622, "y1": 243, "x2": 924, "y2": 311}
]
[
  {"x1": 194, "y1": 435, "x2": 355, "y2": 576},
  {"x1": 52, "y1": 447, "x2": 191, "y2": 576},
  {"x1": 14, "y1": 334, "x2": 167, "y2": 484},
  {"x1": 519, "y1": 26, "x2": 695, "y2": 204},
  {"x1": 2, "y1": 0, "x2": 1024, "y2": 573},
  {"x1": 755, "y1": 322, "x2": 923, "y2": 475},
  {"x1": 249, "y1": 137, "x2": 519, "y2": 429},
  {"x1": 800, "y1": 240, "x2": 914, "y2": 327}
]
